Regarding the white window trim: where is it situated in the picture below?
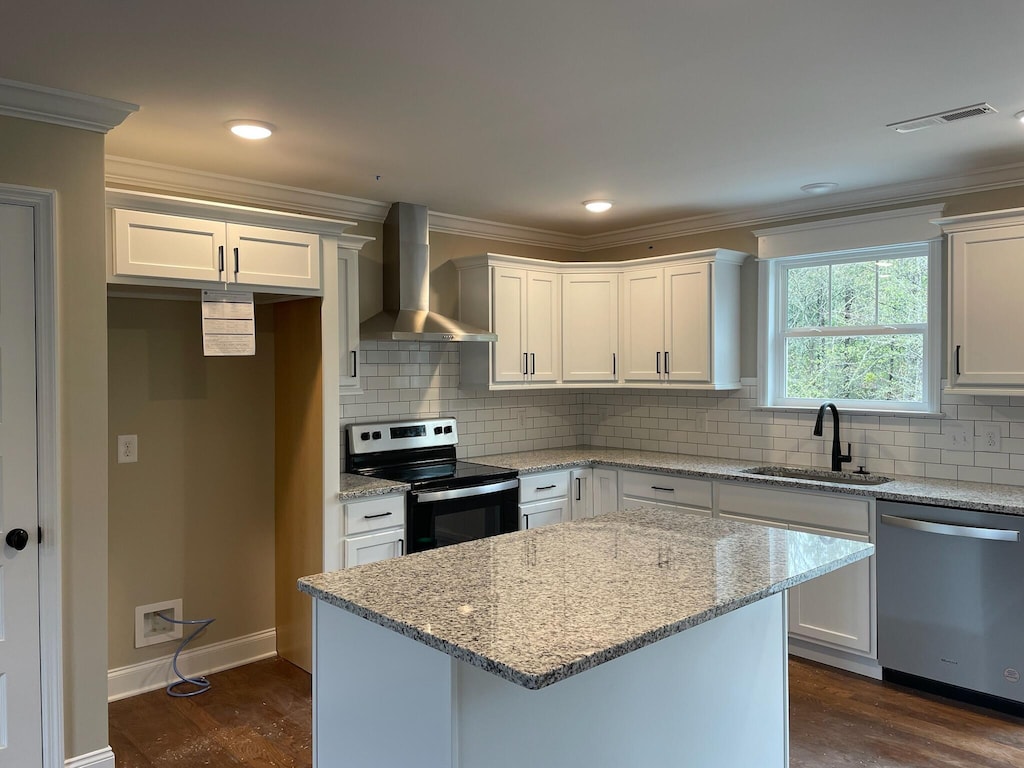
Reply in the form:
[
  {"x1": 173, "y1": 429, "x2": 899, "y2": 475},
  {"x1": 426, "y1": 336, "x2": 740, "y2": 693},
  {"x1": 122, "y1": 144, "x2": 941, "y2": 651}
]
[{"x1": 757, "y1": 212, "x2": 942, "y2": 414}]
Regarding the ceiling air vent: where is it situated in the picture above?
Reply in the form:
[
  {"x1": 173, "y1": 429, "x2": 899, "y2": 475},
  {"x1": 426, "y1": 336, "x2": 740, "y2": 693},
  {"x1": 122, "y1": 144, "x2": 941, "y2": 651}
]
[{"x1": 887, "y1": 103, "x2": 997, "y2": 133}]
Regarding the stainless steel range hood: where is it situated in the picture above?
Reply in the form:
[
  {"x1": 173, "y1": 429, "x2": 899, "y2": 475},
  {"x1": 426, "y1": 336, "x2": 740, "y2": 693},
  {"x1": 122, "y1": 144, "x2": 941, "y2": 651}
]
[{"x1": 359, "y1": 202, "x2": 496, "y2": 342}]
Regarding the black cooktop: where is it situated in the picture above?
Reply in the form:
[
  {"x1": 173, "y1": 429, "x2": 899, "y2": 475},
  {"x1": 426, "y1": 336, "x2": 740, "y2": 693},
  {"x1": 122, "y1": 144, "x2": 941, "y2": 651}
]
[{"x1": 363, "y1": 460, "x2": 517, "y2": 491}]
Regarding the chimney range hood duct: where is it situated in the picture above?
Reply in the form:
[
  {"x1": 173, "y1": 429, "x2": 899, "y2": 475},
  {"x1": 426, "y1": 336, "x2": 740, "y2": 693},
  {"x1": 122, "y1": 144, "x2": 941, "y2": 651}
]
[{"x1": 359, "y1": 202, "x2": 497, "y2": 342}]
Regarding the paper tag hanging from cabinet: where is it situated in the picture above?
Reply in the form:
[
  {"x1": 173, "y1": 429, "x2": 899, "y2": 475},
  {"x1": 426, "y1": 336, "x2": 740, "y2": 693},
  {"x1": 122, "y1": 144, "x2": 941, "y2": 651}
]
[{"x1": 201, "y1": 290, "x2": 256, "y2": 356}]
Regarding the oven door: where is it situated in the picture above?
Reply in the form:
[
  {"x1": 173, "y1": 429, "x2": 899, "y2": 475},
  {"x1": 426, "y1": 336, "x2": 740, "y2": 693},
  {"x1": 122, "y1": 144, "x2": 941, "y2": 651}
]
[{"x1": 407, "y1": 478, "x2": 519, "y2": 553}]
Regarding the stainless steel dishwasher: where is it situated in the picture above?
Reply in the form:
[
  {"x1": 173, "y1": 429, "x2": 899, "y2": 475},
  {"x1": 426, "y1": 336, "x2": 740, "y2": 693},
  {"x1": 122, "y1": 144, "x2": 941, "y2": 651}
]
[{"x1": 877, "y1": 500, "x2": 1024, "y2": 711}]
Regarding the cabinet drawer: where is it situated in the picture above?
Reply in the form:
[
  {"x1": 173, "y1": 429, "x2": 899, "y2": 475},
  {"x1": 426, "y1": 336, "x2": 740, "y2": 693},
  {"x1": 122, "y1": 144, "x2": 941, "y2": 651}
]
[
  {"x1": 620, "y1": 471, "x2": 712, "y2": 510},
  {"x1": 717, "y1": 483, "x2": 870, "y2": 535},
  {"x1": 622, "y1": 497, "x2": 711, "y2": 517},
  {"x1": 519, "y1": 471, "x2": 569, "y2": 503},
  {"x1": 344, "y1": 495, "x2": 406, "y2": 535}
]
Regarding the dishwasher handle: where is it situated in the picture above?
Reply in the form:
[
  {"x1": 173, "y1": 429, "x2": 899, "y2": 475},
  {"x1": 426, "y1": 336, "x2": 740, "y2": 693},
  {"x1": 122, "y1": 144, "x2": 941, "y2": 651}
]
[{"x1": 880, "y1": 513, "x2": 1020, "y2": 542}]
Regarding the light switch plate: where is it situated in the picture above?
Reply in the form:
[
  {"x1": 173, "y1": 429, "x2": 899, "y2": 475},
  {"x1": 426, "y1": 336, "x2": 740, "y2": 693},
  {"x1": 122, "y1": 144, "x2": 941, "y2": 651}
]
[{"x1": 942, "y1": 421, "x2": 970, "y2": 450}]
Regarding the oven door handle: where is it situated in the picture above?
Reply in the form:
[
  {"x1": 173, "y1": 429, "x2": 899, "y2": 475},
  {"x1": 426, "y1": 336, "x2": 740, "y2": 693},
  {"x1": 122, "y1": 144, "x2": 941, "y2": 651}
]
[{"x1": 411, "y1": 478, "x2": 520, "y2": 504}]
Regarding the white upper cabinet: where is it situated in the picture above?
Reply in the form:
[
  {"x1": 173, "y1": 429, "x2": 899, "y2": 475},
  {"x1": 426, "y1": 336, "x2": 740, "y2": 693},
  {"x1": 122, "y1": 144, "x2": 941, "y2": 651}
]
[
  {"x1": 113, "y1": 209, "x2": 225, "y2": 283},
  {"x1": 227, "y1": 223, "x2": 321, "y2": 290},
  {"x1": 937, "y1": 209, "x2": 1024, "y2": 392},
  {"x1": 455, "y1": 249, "x2": 747, "y2": 391},
  {"x1": 621, "y1": 253, "x2": 744, "y2": 388},
  {"x1": 491, "y1": 265, "x2": 560, "y2": 383},
  {"x1": 460, "y1": 259, "x2": 561, "y2": 387},
  {"x1": 107, "y1": 190, "x2": 355, "y2": 295},
  {"x1": 562, "y1": 272, "x2": 619, "y2": 382},
  {"x1": 621, "y1": 268, "x2": 664, "y2": 382}
]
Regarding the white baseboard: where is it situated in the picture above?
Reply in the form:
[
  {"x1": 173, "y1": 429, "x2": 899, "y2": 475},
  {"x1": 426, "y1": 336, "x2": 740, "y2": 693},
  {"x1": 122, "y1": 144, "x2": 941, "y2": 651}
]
[
  {"x1": 789, "y1": 640, "x2": 883, "y2": 680},
  {"x1": 65, "y1": 746, "x2": 115, "y2": 768},
  {"x1": 107, "y1": 628, "x2": 277, "y2": 702}
]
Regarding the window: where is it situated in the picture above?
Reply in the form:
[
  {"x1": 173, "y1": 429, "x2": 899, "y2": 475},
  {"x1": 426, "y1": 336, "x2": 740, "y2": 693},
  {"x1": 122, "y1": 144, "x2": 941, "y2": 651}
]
[{"x1": 757, "y1": 207, "x2": 942, "y2": 413}]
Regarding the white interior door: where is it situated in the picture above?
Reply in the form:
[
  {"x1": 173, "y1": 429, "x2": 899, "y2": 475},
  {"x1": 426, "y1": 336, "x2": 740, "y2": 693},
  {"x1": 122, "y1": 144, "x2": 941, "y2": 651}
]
[{"x1": 0, "y1": 203, "x2": 43, "y2": 767}]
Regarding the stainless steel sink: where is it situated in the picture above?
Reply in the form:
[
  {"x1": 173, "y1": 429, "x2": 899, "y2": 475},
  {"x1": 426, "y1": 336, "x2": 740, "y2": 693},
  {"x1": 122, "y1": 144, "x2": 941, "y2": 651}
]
[{"x1": 743, "y1": 465, "x2": 893, "y2": 486}]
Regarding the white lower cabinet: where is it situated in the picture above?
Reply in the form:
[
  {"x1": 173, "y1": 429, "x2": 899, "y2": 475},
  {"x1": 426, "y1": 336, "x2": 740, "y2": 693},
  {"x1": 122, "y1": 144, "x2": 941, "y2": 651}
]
[
  {"x1": 620, "y1": 470, "x2": 713, "y2": 517},
  {"x1": 519, "y1": 470, "x2": 570, "y2": 529},
  {"x1": 716, "y1": 482, "x2": 875, "y2": 660},
  {"x1": 787, "y1": 525, "x2": 872, "y2": 654},
  {"x1": 341, "y1": 494, "x2": 406, "y2": 568},
  {"x1": 569, "y1": 467, "x2": 619, "y2": 521}
]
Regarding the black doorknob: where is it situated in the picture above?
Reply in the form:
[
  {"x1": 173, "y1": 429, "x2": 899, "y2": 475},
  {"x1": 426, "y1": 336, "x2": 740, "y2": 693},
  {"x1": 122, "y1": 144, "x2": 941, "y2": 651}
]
[{"x1": 5, "y1": 528, "x2": 29, "y2": 551}]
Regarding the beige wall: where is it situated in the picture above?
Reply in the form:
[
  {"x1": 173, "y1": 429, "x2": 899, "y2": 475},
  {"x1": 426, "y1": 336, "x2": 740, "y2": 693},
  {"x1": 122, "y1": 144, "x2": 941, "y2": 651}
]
[
  {"x1": 107, "y1": 298, "x2": 277, "y2": 669},
  {"x1": 0, "y1": 116, "x2": 108, "y2": 758}
]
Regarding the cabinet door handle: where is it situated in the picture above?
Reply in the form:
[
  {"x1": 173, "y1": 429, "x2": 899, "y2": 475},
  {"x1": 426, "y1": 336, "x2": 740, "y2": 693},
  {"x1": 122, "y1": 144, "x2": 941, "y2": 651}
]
[
  {"x1": 612, "y1": 352, "x2": 616, "y2": 376},
  {"x1": 535, "y1": 484, "x2": 557, "y2": 490},
  {"x1": 523, "y1": 352, "x2": 529, "y2": 376},
  {"x1": 651, "y1": 486, "x2": 674, "y2": 492},
  {"x1": 233, "y1": 247, "x2": 240, "y2": 275},
  {"x1": 363, "y1": 511, "x2": 393, "y2": 519},
  {"x1": 664, "y1": 351, "x2": 670, "y2": 375},
  {"x1": 351, "y1": 350, "x2": 358, "y2": 378},
  {"x1": 656, "y1": 351, "x2": 661, "y2": 374},
  {"x1": 217, "y1": 245, "x2": 224, "y2": 274},
  {"x1": 524, "y1": 515, "x2": 530, "y2": 529},
  {"x1": 398, "y1": 538, "x2": 405, "y2": 555},
  {"x1": 955, "y1": 344, "x2": 961, "y2": 376},
  {"x1": 576, "y1": 477, "x2": 582, "y2": 501},
  {"x1": 530, "y1": 352, "x2": 536, "y2": 375}
]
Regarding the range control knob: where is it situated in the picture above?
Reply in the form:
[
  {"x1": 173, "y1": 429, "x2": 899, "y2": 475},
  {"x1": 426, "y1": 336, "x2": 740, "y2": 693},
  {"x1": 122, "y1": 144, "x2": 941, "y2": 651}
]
[
  {"x1": 443, "y1": 426, "x2": 453, "y2": 434},
  {"x1": 360, "y1": 431, "x2": 371, "y2": 440},
  {"x1": 372, "y1": 431, "x2": 382, "y2": 440},
  {"x1": 434, "y1": 426, "x2": 444, "y2": 435}
]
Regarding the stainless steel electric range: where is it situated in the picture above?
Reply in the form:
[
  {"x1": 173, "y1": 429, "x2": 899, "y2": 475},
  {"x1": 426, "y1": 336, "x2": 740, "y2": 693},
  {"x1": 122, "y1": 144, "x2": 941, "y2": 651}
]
[{"x1": 345, "y1": 418, "x2": 519, "y2": 554}]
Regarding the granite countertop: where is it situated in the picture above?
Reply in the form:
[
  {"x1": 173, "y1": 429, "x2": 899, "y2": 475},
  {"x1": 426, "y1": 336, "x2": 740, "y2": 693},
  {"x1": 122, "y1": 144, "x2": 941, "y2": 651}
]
[
  {"x1": 338, "y1": 472, "x2": 409, "y2": 500},
  {"x1": 474, "y1": 447, "x2": 1024, "y2": 516},
  {"x1": 298, "y1": 508, "x2": 873, "y2": 689}
]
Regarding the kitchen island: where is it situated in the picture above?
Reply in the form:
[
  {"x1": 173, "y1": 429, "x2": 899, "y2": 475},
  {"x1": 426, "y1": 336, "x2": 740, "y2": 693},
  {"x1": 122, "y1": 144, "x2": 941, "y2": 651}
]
[{"x1": 298, "y1": 509, "x2": 873, "y2": 768}]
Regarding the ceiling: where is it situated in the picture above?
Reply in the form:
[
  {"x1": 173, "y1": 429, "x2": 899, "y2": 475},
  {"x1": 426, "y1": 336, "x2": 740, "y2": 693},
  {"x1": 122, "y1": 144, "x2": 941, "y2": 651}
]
[{"x1": 3, "y1": 0, "x2": 1024, "y2": 236}]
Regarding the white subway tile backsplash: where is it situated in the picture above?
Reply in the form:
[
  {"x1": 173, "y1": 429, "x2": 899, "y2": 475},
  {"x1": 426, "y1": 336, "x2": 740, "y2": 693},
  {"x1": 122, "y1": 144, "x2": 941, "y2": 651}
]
[{"x1": 341, "y1": 344, "x2": 1024, "y2": 486}]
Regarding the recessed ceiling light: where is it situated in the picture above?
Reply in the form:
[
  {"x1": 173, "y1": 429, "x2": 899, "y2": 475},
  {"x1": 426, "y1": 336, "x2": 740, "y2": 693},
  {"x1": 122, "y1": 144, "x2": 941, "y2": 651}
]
[
  {"x1": 583, "y1": 199, "x2": 613, "y2": 213},
  {"x1": 226, "y1": 120, "x2": 275, "y2": 140},
  {"x1": 1015, "y1": 110, "x2": 1024, "y2": 124},
  {"x1": 800, "y1": 182, "x2": 838, "y2": 195}
]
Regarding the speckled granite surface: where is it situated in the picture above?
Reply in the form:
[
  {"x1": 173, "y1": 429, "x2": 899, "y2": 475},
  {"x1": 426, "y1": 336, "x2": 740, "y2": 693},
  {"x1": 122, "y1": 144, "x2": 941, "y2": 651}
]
[
  {"x1": 338, "y1": 473, "x2": 409, "y2": 500},
  {"x1": 474, "y1": 447, "x2": 1024, "y2": 516},
  {"x1": 299, "y1": 508, "x2": 873, "y2": 689}
]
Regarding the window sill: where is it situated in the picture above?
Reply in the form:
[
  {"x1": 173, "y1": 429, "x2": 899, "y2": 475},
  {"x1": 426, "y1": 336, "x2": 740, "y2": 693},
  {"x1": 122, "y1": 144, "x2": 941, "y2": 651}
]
[{"x1": 754, "y1": 405, "x2": 944, "y2": 418}]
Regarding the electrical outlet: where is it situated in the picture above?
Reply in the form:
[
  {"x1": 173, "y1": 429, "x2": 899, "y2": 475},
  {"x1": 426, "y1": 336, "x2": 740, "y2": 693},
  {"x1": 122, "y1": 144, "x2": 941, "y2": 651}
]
[
  {"x1": 117, "y1": 434, "x2": 138, "y2": 464},
  {"x1": 513, "y1": 408, "x2": 528, "y2": 429},
  {"x1": 979, "y1": 424, "x2": 1002, "y2": 451},
  {"x1": 134, "y1": 598, "x2": 183, "y2": 648}
]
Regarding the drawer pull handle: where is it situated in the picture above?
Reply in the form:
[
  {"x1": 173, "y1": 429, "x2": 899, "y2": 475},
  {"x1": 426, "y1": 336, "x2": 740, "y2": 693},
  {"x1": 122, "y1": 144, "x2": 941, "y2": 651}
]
[
  {"x1": 363, "y1": 512, "x2": 393, "y2": 519},
  {"x1": 535, "y1": 484, "x2": 557, "y2": 490},
  {"x1": 651, "y1": 486, "x2": 674, "y2": 492}
]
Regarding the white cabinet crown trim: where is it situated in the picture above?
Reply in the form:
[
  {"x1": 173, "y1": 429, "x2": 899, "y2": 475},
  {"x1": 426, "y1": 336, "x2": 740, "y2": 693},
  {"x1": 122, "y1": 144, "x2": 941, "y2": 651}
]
[{"x1": 107, "y1": 189, "x2": 357, "y2": 237}]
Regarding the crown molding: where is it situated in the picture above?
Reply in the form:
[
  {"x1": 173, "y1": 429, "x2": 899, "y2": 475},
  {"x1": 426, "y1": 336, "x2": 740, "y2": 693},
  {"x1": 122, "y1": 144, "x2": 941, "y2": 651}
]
[
  {"x1": 105, "y1": 156, "x2": 390, "y2": 223},
  {"x1": 0, "y1": 78, "x2": 137, "y2": 133},
  {"x1": 106, "y1": 155, "x2": 1024, "y2": 253},
  {"x1": 426, "y1": 210, "x2": 584, "y2": 251},
  {"x1": 580, "y1": 160, "x2": 1024, "y2": 250}
]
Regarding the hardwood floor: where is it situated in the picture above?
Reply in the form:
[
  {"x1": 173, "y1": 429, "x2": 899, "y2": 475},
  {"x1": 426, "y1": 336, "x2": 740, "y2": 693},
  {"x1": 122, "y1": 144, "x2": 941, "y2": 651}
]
[
  {"x1": 108, "y1": 658, "x2": 312, "y2": 767},
  {"x1": 109, "y1": 656, "x2": 1024, "y2": 767}
]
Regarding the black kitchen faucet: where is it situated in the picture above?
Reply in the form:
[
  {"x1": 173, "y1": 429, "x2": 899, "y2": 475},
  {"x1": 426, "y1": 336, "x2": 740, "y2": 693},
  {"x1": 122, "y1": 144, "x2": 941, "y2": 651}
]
[{"x1": 813, "y1": 402, "x2": 852, "y2": 472}]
